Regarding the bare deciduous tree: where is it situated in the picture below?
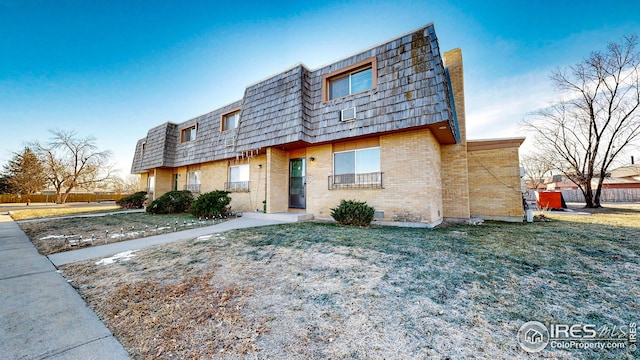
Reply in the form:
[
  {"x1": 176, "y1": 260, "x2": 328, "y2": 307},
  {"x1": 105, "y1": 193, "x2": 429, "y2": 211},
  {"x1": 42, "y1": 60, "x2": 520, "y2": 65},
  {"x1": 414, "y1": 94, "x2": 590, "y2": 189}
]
[
  {"x1": 100, "y1": 174, "x2": 141, "y2": 194},
  {"x1": 33, "y1": 129, "x2": 113, "y2": 204},
  {"x1": 520, "y1": 153, "x2": 552, "y2": 190},
  {"x1": 525, "y1": 35, "x2": 640, "y2": 207}
]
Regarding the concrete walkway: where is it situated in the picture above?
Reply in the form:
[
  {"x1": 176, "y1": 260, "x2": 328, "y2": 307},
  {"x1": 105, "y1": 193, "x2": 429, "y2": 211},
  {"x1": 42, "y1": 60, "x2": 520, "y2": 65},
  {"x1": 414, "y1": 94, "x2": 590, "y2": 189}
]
[
  {"x1": 0, "y1": 214, "x2": 131, "y2": 359},
  {"x1": 0, "y1": 213, "x2": 290, "y2": 359}
]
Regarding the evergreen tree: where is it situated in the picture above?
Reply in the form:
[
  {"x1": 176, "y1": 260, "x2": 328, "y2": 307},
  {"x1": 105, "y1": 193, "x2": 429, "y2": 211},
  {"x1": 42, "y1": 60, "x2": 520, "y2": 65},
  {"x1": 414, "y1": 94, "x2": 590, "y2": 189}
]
[
  {"x1": 2, "y1": 147, "x2": 47, "y2": 195},
  {"x1": 0, "y1": 175, "x2": 10, "y2": 194}
]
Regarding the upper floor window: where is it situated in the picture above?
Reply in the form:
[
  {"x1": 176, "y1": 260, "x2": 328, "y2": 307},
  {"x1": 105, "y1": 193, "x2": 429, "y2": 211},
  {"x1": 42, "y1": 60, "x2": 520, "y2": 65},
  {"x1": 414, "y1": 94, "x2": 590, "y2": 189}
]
[
  {"x1": 181, "y1": 125, "x2": 196, "y2": 142},
  {"x1": 322, "y1": 57, "x2": 377, "y2": 102},
  {"x1": 329, "y1": 67, "x2": 373, "y2": 100},
  {"x1": 222, "y1": 110, "x2": 240, "y2": 131}
]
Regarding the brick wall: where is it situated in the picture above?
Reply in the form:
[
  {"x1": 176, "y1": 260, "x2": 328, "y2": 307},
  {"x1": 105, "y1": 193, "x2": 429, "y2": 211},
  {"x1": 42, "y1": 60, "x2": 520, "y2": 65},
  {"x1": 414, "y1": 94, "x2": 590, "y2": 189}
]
[
  {"x1": 226, "y1": 155, "x2": 267, "y2": 212},
  {"x1": 305, "y1": 129, "x2": 443, "y2": 225},
  {"x1": 380, "y1": 129, "x2": 443, "y2": 224},
  {"x1": 467, "y1": 142, "x2": 524, "y2": 221},
  {"x1": 147, "y1": 153, "x2": 268, "y2": 212},
  {"x1": 200, "y1": 161, "x2": 225, "y2": 193},
  {"x1": 154, "y1": 168, "x2": 174, "y2": 201},
  {"x1": 305, "y1": 144, "x2": 334, "y2": 218},
  {"x1": 440, "y1": 48, "x2": 470, "y2": 221},
  {"x1": 139, "y1": 173, "x2": 149, "y2": 192},
  {"x1": 266, "y1": 148, "x2": 289, "y2": 213}
]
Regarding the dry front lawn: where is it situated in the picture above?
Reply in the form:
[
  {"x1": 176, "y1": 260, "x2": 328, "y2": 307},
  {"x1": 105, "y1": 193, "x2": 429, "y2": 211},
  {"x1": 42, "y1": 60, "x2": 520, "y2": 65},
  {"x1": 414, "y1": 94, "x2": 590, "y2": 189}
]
[
  {"x1": 19, "y1": 212, "x2": 215, "y2": 255},
  {"x1": 9, "y1": 205, "x2": 121, "y2": 221},
  {"x1": 59, "y1": 207, "x2": 639, "y2": 359}
]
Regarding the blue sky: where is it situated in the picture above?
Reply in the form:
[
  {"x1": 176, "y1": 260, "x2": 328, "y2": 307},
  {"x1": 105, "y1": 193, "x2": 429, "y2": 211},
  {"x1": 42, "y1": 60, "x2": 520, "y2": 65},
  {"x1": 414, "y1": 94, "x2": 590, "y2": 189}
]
[{"x1": 1, "y1": 0, "x2": 639, "y2": 175}]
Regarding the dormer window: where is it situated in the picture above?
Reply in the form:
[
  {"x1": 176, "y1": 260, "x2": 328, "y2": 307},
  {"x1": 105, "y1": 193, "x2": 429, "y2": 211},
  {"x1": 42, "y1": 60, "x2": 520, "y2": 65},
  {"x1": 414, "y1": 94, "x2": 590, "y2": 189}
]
[
  {"x1": 181, "y1": 125, "x2": 196, "y2": 143},
  {"x1": 222, "y1": 109, "x2": 240, "y2": 131},
  {"x1": 329, "y1": 67, "x2": 373, "y2": 100},
  {"x1": 322, "y1": 57, "x2": 377, "y2": 102}
]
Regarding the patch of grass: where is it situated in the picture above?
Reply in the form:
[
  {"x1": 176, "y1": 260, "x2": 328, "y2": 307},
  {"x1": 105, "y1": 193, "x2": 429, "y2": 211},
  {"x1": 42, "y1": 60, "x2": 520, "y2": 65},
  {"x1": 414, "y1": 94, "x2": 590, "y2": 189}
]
[
  {"x1": 60, "y1": 206, "x2": 639, "y2": 359},
  {"x1": 10, "y1": 205, "x2": 122, "y2": 220},
  {"x1": 19, "y1": 212, "x2": 217, "y2": 255}
]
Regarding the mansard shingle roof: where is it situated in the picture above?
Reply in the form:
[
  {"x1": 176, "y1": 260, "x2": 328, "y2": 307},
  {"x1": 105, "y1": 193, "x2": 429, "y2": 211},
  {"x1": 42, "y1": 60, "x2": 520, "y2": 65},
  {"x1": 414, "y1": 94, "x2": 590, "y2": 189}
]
[{"x1": 132, "y1": 23, "x2": 458, "y2": 173}]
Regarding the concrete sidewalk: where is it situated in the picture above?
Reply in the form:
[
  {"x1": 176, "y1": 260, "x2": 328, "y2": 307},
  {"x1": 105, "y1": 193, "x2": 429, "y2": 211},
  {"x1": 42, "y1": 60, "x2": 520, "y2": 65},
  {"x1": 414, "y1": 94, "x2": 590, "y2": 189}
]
[
  {"x1": 47, "y1": 217, "x2": 289, "y2": 266},
  {"x1": 0, "y1": 214, "x2": 131, "y2": 359},
  {"x1": 0, "y1": 213, "x2": 291, "y2": 359}
]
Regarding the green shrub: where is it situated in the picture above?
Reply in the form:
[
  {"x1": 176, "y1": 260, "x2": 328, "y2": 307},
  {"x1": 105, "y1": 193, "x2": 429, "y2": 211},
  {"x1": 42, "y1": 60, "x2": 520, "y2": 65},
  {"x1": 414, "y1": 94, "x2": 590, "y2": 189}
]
[
  {"x1": 146, "y1": 190, "x2": 194, "y2": 214},
  {"x1": 330, "y1": 199, "x2": 375, "y2": 226},
  {"x1": 116, "y1": 191, "x2": 147, "y2": 209},
  {"x1": 190, "y1": 190, "x2": 232, "y2": 218}
]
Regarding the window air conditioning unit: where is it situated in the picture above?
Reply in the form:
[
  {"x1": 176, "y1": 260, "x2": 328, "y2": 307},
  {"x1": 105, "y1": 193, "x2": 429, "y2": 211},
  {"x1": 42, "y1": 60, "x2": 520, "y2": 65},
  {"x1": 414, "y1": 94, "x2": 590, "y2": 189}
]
[{"x1": 340, "y1": 107, "x2": 356, "y2": 121}]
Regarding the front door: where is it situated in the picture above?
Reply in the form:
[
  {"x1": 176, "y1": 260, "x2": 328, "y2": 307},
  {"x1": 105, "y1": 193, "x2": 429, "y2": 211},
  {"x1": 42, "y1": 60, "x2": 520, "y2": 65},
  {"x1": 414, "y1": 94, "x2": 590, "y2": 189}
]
[
  {"x1": 289, "y1": 158, "x2": 306, "y2": 209},
  {"x1": 172, "y1": 174, "x2": 179, "y2": 191}
]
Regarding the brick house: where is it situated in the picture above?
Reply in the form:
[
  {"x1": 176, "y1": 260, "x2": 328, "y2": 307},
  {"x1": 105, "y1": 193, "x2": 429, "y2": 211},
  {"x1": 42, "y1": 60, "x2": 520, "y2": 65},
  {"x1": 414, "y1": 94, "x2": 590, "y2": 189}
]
[{"x1": 131, "y1": 24, "x2": 525, "y2": 225}]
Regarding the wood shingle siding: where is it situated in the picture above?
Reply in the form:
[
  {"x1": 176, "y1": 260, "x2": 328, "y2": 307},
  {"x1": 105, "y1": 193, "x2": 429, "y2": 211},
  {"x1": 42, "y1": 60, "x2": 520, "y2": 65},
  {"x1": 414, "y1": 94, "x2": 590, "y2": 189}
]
[
  {"x1": 235, "y1": 65, "x2": 311, "y2": 151},
  {"x1": 132, "y1": 24, "x2": 458, "y2": 173}
]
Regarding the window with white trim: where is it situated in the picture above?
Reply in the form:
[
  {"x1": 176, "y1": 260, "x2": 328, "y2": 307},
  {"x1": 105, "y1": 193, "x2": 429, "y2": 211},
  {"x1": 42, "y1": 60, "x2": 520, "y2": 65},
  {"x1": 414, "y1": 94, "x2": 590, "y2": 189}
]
[
  {"x1": 226, "y1": 164, "x2": 249, "y2": 192},
  {"x1": 331, "y1": 147, "x2": 382, "y2": 188},
  {"x1": 186, "y1": 171, "x2": 201, "y2": 193}
]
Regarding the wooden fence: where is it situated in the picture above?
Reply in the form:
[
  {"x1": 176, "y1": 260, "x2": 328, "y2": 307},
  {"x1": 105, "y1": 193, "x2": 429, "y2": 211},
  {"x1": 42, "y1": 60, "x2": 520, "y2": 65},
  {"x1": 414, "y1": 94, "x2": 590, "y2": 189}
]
[
  {"x1": 0, "y1": 193, "x2": 129, "y2": 204},
  {"x1": 521, "y1": 189, "x2": 640, "y2": 204},
  {"x1": 560, "y1": 189, "x2": 640, "y2": 203}
]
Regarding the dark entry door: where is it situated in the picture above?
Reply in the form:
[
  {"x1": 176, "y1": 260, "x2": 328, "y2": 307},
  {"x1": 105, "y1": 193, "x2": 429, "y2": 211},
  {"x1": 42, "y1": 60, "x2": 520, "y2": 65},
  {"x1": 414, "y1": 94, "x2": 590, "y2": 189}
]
[
  {"x1": 289, "y1": 158, "x2": 306, "y2": 209},
  {"x1": 172, "y1": 174, "x2": 179, "y2": 191}
]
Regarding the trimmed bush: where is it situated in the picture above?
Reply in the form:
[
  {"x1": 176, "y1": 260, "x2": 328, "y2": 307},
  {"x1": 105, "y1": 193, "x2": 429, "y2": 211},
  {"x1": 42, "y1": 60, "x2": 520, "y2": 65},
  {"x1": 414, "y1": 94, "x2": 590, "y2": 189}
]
[
  {"x1": 190, "y1": 190, "x2": 232, "y2": 218},
  {"x1": 116, "y1": 191, "x2": 147, "y2": 209},
  {"x1": 146, "y1": 190, "x2": 194, "y2": 214},
  {"x1": 330, "y1": 199, "x2": 375, "y2": 226}
]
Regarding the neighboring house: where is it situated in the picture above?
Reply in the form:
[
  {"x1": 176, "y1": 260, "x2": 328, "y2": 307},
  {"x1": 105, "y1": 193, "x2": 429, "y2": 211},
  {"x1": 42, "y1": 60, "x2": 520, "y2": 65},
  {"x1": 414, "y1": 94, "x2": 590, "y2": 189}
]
[
  {"x1": 541, "y1": 168, "x2": 640, "y2": 203},
  {"x1": 610, "y1": 164, "x2": 640, "y2": 182},
  {"x1": 545, "y1": 171, "x2": 640, "y2": 190},
  {"x1": 544, "y1": 175, "x2": 577, "y2": 191},
  {"x1": 131, "y1": 24, "x2": 525, "y2": 225},
  {"x1": 523, "y1": 180, "x2": 547, "y2": 191}
]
